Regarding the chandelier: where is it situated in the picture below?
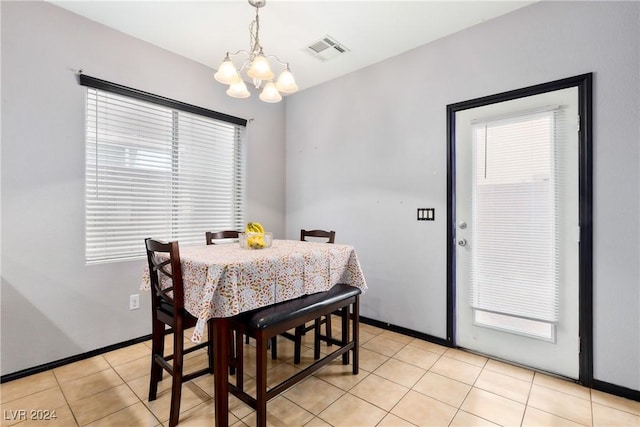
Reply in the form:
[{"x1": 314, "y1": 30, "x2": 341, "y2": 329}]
[{"x1": 214, "y1": 0, "x2": 298, "y2": 103}]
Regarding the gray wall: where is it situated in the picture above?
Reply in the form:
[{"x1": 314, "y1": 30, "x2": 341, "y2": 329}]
[
  {"x1": 1, "y1": 1, "x2": 286, "y2": 375},
  {"x1": 285, "y1": 1, "x2": 640, "y2": 391}
]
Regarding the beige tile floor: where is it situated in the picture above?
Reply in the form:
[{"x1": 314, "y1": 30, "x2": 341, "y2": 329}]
[{"x1": 2, "y1": 322, "x2": 639, "y2": 427}]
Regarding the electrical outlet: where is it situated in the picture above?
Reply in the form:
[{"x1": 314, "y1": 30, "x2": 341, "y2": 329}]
[{"x1": 130, "y1": 294, "x2": 140, "y2": 310}]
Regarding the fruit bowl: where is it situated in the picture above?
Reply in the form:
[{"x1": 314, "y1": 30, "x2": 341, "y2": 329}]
[{"x1": 239, "y1": 232, "x2": 273, "y2": 249}]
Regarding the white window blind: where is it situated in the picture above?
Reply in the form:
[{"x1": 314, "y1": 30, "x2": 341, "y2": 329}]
[
  {"x1": 85, "y1": 85, "x2": 246, "y2": 264},
  {"x1": 470, "y1": 108, "x2": 562, "y2": 324}
]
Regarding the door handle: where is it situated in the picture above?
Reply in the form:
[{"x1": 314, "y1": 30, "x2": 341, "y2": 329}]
[{"x1": 458, "y1": 238, "x2": 467, "y2": 247}]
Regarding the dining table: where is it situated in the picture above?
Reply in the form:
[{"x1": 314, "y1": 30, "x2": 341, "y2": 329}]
[{"x1": 141, "y1": 238, "x2": 367, "y2": 426}]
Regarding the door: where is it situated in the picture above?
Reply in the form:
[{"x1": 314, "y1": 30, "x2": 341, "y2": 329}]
[{"x1": 451, "y1": 83, "x2": 585, "y2": 379}]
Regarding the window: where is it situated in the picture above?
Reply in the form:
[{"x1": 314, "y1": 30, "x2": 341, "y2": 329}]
[
  {"x1": 470, "y1": 107, "x2": 563, "y2": 340},
  {"x1": 81, "y1": 75, "x2": 247, "y2": 264}
]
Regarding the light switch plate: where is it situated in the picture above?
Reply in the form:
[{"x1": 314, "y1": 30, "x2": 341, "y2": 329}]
[{"x1": 417, "y1": 208, "x2": 435, "y2": 221}]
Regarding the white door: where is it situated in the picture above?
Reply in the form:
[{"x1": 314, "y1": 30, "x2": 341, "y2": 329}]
[{"x1": 455, "y1": 87, "x2": 580, "y2": 378}]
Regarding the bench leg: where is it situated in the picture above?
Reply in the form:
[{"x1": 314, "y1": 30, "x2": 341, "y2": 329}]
[
  {"x1": 294, "y1": 326, "x2": 303, "y2": 364},
  {"x1": 234, "y1": 329, "x2": 244, "y2": 389},
  {"x1": 342, "y1": 306, "x2": 350, "y2": 365},
  {"x1": 352, "y1": 296, "x2": 360, "y2": 375},
  {"x1": 270, "y1": 336, "x2": 277, "y2": 360},
  {"x1": 314, "y1": 318, "x2": 321, "y2": 360},
  {"x1": 256, "y1": 333, "x2": 268, "y2": 427}
]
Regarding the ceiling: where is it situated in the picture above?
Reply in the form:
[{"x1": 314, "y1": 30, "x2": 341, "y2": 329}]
[{"x1": 49, "y1": 0, "x2": 536, "y2": 93}]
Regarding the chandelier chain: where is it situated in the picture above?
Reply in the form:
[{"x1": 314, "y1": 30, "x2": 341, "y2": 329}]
[{"x1": 249, "y1": 5, "x2": 261, "y2": 59}]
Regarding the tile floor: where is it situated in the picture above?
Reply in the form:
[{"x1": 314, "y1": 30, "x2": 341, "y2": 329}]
[{"x1": 2, "y1": 322, "x2": 639, "y2": 427}]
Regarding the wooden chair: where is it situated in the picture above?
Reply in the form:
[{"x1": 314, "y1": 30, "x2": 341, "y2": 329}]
[
  {"x1": 300, "y1": 229, "x2": 336, "y2": 244},
  {"x1": 205, "y1": 230, "x2": 239, "y2": 244},
  {"x1": 206, "y1": 230, "x2": 248, "y2": 346},
  {"x1": 272, "y1": 229, "x2": 337, "y2": 363},
  {"x1": 145, "y1": 238, "x2": 214, "y2": 427},
  {"x1": 298, "y1": 230, "x2": 336, "y2": 358}
]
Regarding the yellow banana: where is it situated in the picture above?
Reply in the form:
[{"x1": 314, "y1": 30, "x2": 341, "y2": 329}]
[
  {"x1": 246, "y1": 234, "x2": 264, "y2": 248},
  {"x1": 246, "y1": 222, "x2": 265, "y2": 234},
  {"x1": 245, "y1": 222, "x2": 266, "y2": 248}
]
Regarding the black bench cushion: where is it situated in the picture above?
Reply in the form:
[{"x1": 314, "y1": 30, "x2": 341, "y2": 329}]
[{"x1": 234, "y1": 284, "x2": 361, "y2": 330}]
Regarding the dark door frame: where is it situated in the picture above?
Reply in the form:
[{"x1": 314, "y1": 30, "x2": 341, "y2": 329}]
[{"x1": 446, "y1": 73, "x2": 593, "y2": 385}]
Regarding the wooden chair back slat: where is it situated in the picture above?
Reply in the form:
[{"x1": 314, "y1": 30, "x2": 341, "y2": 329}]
[
  {"x1": 300, "y1": 229, "x2": 336, "y2": 244},
  {"x1": 145, "y1": 238, "x2": 184, "y2": 310},
  {"x1": 205, "y1": 230, "x2": 240, "y2": 245}
]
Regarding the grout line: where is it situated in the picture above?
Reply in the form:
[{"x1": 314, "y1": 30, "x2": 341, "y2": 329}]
[
  {"x1": 51, "y1": 369, "x2": 80, "y2": 427},
  {"x1": 105, "y1": 354, "x2": 164, "y2": 427}
]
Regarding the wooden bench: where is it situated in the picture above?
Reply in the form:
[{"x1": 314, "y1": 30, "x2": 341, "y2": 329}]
[{"x1": 227, "y1": 284, "x2": 361, "y2": 427}]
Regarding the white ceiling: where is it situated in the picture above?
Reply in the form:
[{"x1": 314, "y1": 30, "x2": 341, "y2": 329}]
[{"x1": 50, "y1": 0, "x2": 536, "y2": 92}]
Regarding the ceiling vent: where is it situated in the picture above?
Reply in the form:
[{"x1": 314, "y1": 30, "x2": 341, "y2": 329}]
[{"x1": 306, "y1": 35, "x2": 349, "y2": 61}]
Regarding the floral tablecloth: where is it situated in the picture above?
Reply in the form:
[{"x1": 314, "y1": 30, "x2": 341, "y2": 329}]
[{"x1": 141, "y1": 239, "x2": 367, "y2": 342}]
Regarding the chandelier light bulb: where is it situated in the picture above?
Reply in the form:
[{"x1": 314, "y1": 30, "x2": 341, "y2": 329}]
[
  {"x1": 226, "y1": 80, "x2": 251, "y2": 98},
  {"x1": 259, "y1": 81, "x2": 282, "y2": 103},
  {"x1": 214, "y1": 57, "x2": 241, "y2": 85},
  {"x1": 247, "y1": 53, "x2": 275, "y2": 81},
  {"x1": 275, "y1": 67, "x2": 298, "y2": 94}
]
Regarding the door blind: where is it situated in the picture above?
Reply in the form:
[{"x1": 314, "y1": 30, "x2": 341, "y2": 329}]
[
  {"x1": 85, "y1": 88, "x2": 246, "y2": 263},
  {"x1": 470, "y1": 108, "x2": 562, "y2": 323}
]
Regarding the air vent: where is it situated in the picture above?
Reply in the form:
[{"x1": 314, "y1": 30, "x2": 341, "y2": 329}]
[{"x1": 305, "y1": 35, "x2": 349, "y2": 61}]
